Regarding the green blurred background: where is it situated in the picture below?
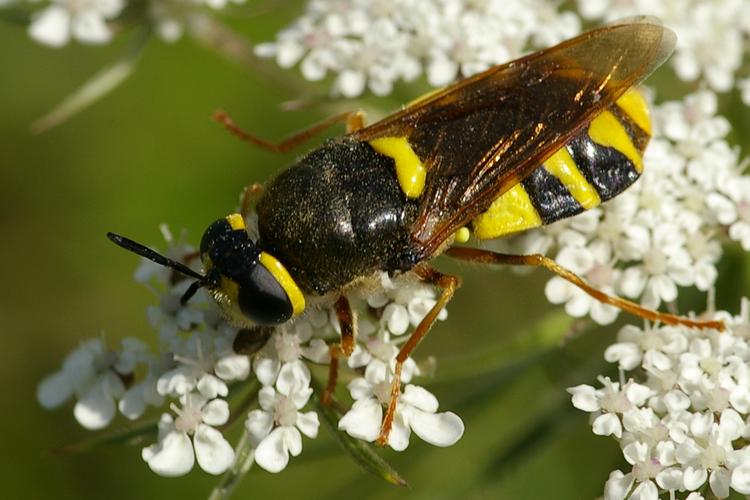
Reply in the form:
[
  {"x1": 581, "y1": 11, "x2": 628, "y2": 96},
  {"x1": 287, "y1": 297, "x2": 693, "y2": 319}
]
[{"x1": 3, "y1": 5, "x2": 750, "y2": 499}]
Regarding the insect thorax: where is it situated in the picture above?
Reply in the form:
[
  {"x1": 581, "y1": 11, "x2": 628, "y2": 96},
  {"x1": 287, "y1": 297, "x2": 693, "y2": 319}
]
[{"x1": 256, "y1": 138, "x2": 420, "y2": 295}]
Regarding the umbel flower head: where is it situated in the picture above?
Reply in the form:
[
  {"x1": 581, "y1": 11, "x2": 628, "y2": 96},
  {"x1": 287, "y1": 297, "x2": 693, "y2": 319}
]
[{"x1": 570, "y1": 298, "x2": 750, "y2": 499}]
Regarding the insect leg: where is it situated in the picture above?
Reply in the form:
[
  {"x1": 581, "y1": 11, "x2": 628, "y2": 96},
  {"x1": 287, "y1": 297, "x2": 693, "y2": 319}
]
[
  {"x1": 239, "y1": 182, "x2": 265, "y2": 218},
  {"x1": 377, "y1": 267, "x2": 461, "y2": 446},
  {"x1": 212, "y1": 109, "x2": 365, "y2": 153},
  {"x1": 445, "y1": 247, "x2": 725, "y2": 331},
  {"x1": 322, "y1": 296, "x2": 356, "y2": 405}
]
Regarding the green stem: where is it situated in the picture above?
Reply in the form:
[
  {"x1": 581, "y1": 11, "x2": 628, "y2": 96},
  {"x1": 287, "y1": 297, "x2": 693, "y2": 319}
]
[
  {"x1": 31, "y1": 26, "x2": 152, "y2": 133},
  {"x1": 208, "y1": 427, "x2": 256, "y2": 500}
]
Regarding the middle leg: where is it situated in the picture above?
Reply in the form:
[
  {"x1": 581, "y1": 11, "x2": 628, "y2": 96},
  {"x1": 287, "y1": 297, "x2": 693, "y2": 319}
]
[
  {"x1": 322, "y1": 295, "x2": 356, "y2": 405},
  {"x1": 377, "y1": 266, "x2": 461, "y2": 446}
]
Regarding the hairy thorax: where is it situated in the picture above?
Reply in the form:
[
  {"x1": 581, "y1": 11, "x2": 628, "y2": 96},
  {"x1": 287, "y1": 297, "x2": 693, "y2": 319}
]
[{"x1": 256, "y1": 138, "x2": 420, "y2": 295}]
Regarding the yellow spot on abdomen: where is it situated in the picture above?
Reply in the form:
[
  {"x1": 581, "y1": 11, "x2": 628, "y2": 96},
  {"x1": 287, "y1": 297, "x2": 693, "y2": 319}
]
[
  {"x1": 588, "y1": 111, "x2": 644, "y2": 173},
  {"x1": 259, "y1": 252, "x2": 305, "y2": 316},
  {"x1": 369, "y1": 137, "x2": 426, "y2": 198},
  {"x1": 226, "y1": 213, "x2": 246, "y2": 230},
  {"x1": 472, "y1": 184, "x2": 542, "y2": 239},
  {"x1": 543, "y1": 147, "x2": 600, "y2": 209},
  {"x1": 616, "y1": 89, "x2": 651, "y2": 135}
]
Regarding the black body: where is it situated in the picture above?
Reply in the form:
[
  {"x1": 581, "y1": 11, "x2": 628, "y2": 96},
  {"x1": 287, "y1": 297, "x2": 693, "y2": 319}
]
[{"x1": 257, "y1": 139, "x2": 420, "y2": 295}]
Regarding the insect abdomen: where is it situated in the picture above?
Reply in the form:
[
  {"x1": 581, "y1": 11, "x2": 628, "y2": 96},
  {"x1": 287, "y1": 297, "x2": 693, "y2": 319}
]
[{"x1": 471, "y1": 89, "x2": 650, "y2": 239}]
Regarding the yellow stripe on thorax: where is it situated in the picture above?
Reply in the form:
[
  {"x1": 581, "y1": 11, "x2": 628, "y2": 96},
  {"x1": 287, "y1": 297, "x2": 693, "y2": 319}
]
[
  {"x1": 472, "y1": 184, "x2": 542, "y2": 239},
  {"x1": 616, "y1": 89, "x2": 651, "y2": 135},
  {"x1": 588, "y1": 110, "x2": 644, "y2": 173},
  {"x1": 226, "y1": 213, "x2": 246, "y2": 230},
  {"x1": 543, "y1": 147, "x2": 600, "y2": 209},
  {"x1": 259, "y1": 252, "x2": 305, "y2": 316},
  {"x1": 369, "y1": 137, "x2": 426, "y2": 198}
]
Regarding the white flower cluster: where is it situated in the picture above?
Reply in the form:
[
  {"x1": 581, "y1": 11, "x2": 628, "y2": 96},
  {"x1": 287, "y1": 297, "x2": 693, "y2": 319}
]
[
  {"x1": 24, "y1": 0, "x2": 247, "y2": 47},
  {"x1": 255, "y1": 0, "x2": 580, "y2": 97},
  {"x1": 504, "y1": 90, "x2": 749, "y2": 325},
  {"x1": 576, "y1": 0, "x2": 750, "y2": 103},
  {"x1": 37, "y1": 224, "x2": 463, "y2": 477},
  {"x1": 569, "y1": 298, "x2": 750, "y2": 499}
]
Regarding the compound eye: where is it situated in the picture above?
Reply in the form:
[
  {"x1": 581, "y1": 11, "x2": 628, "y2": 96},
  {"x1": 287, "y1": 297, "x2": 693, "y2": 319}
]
[{"x1": 237, "y1": 262, "x2": 293, "y2": 326}]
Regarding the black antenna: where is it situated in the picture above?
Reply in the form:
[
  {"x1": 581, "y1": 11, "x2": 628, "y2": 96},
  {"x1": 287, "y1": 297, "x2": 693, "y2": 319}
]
[{"x1": 107, "y1": 232, "x2": 205, "y2": 281}]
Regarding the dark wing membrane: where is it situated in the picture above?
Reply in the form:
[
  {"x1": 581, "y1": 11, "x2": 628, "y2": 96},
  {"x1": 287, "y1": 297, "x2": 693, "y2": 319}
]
[{"x1": 348, "y1": 18, "x2": 675, "y2": 259}]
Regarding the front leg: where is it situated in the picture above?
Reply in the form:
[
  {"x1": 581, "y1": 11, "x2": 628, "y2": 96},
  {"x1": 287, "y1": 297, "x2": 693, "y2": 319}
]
[{"x1": 377, "y1": 267, "x2": 461, "y2": 446}]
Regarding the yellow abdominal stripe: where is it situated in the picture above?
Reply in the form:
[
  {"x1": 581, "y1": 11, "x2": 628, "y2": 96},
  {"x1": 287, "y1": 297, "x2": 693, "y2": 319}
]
[
  {"x1": 259, "y1": 252, "x2": 305, "y2": 316},
  {"x1": 616, "y1": 89, "x2": 651, "y2": 135},
  {"x1": 472, "y1": 183, "x2": 542, "y2": 239},
  {"x1": 543, "y1": 147, "x2": 600, "y2": 210},
  {"x1": 369, "y1": 137, "x2": 426, "y2": 198},
  {"x1": 588, "y1": 110, "x2": 644, "y2": 173}
]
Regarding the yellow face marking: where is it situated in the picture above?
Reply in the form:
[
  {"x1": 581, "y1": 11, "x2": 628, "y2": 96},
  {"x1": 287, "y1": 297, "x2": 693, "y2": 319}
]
[
  {"x1": 472, "y1": 184, "x2": 542, "y2": 239},
  {"x1": 454, "y1": 227, "x2": 470, "y2": 243},
  {"x1": 259, "y1": 252, "x2": 305, "y2": 316},
  {"x1": 616, "y1": 89, "x2": 651, "y2": 135},
  {"x1": 226, "y1": 213, "x2": 246, "y2": 231},
  {"x1": 543, "y1": 147, "x2": 601, "y2": 210},
  {"x1": 368, "y1": 137, "x2": 426, "y2": 198},
  {"x1": 588, "y1": 110, "x2": 644, "y2": 173}
]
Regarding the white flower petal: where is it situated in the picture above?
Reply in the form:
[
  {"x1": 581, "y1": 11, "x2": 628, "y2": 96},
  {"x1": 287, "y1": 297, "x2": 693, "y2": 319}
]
[
  {"x1": 193, "y1": 424, "x2": 235, "y2": 475},
  {"x1": 214, "y1": 354, "x2": 250, "y2": 381},
  {"x1": 258, "y1": 386, "x2": 277, "y2": 411},
  {"x1": 656, "y1": 467, "x2": 683, "y2": 491},
  {"x1": 197, "y1": 374, "x2": 228, "y2": 399},
  {"x1": 683, "y1": 466, "x2": 708, "y2": 491},
  {"x1": 276, "y1": 361, "x2": 311, "y2": 397},
  {"x1": 408, "y1": 408, "x2": 464, "y2": 447},
  {"x1": 603, "y1": 470, "x2": 634, "y2": 500},
  {"x1": 118, "y1": 385, "x2": 146, "y2": 420},
  {"x1": 629, "y1": 480, "x2": 658, "y2": 500},
  {"x1": 284, "y1": 426, "x2": 303, "y2": 457},
  {"x1": 401, "y1": 385, "x2": 438, "y2": 413},
  {"x1": 201, "y1": 399, "x2": 230, "y2": 427},
  {"x1": 604, "y1": 343, "x2": 642, "y2": 371},
  {"x1": 254, "y1": 357, "x2": 280, "y2": 386},
  {"x1": 71, "y1": 12, "x2": 111, "y2": 44},
  {"x1": 338, "y1": 398, "x2": 382, "y2": 442},
  {"x1": 37, "y1": 371, "x2": 73, "y2": 409},
  {"x1": 29, "y1": 7, "x2": 70, "y2": 48},
  {"x1": 74, "y1": 380, "x2": 116, "y2": 430},
  {"x1": 388, "y1": 411, "x2": 411, "y2": 451},
  {"x1": 295, "y1": 411, "x2": 319, "y2": 439},
  {"x1": 301, "y1": 339, "x2": 330, "y2": 364},
  {"x1": 592, "y1": 413, "x2": 622, "y2": 438},
  {"x1": 731, "y1": 464, "x2": 750, "y2": 494},
  {"x1": 347, "y1": 377, "x2": 374, "y2": 401},
  {"x1": 709, "y1": 468, "x2": 730, "y2": 498},
  {"x1": 142, "y1": 429, "x2": 194, "y2": 477},
  {"x1": 568, "y1": 384, "x2": 600, "y2": 412},
  {"x1": 245, "y1": 409, "x2": 273, "y2": 445},
  {"x1": 383, "y1": 304, "x2": 410, "y2": 335},
  {"x1": 254, "y1": 427, "x2": 291, "y2": 473}
]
